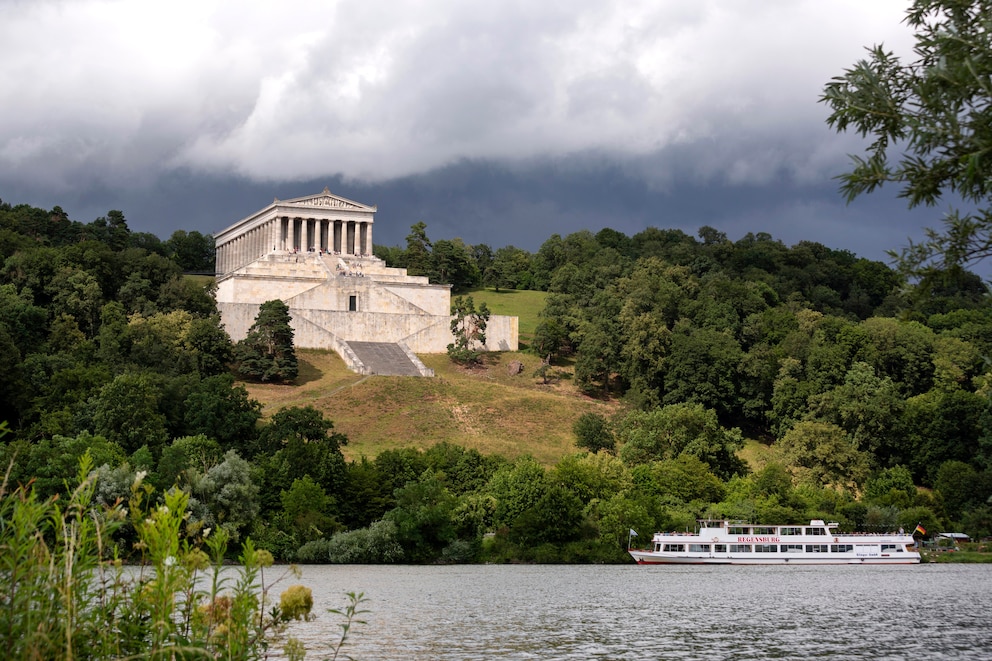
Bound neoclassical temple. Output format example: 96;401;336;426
214;188;376;273
214;189;518;376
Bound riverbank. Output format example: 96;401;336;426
923;550;992;563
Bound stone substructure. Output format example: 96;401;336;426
214;189;518;376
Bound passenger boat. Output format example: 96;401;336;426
629;519;920;565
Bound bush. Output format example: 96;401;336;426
279;585;314;621
0;446;363;660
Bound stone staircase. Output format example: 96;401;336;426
346;341;434;377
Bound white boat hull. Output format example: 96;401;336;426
628;551;920;565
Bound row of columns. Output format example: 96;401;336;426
216;216;373;275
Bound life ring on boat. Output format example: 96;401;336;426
834;538;838;543
712;537;719;542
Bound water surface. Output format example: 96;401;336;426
277;564;991;660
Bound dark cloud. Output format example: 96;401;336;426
4;154;942;270
1;0;949;271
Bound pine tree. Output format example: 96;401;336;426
234;299;298;382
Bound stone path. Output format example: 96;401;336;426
346;341;426;376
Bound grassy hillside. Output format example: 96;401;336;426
461;287;547;347
243;348;621;465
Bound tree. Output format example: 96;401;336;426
182;374;261;453
92;371;169;456
430;238;479;290
234;299;298;382
616;403;746;480
447;295;490;365
187;449;260;542
164;230;215;272
822;0;992;272
573;412;615;454
777;421;871;491
404;221;432;277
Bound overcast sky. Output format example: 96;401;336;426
0;0;942;263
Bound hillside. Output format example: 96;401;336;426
242;348;621;465
240;285;597;465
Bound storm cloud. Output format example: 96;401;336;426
1;0;932;261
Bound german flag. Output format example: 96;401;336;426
914;523;927;536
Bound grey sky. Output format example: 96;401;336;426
1;0;936;262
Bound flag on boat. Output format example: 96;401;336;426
629;529;637;537
914;524;926;535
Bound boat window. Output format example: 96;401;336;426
780;527;802;536
714;544;727;553
830;544;854;553
805;544;829;553
881;544;901;552
728;526;749;535
688;544;710;553
662;544;685;552
752;527;776;535
729;544;752;553
805;527;826;535
754;544;778;553
782;544;803;552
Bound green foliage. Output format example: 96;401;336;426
234;299;298;382
573;412;615;454
164;229;216;272
822;0;992;272
183;374;261;453
93;371;170;455
0;453;313;659
187;450;261;542
280;475;339;544
278;585;314;621
778;421;871;491
448;295;491;364
616;403;746;479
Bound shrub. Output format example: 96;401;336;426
279;585;314;621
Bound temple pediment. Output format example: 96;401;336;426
278;187;376;212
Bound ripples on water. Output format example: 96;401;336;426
276;564;992;660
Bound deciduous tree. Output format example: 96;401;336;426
822;0;992;272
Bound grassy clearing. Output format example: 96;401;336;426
243;348;623;466
462;287;547;346
739;439;778;472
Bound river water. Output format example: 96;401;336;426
273;563;991;660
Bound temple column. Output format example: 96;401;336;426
333;220;341;252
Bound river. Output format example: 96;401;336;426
267;563;991;660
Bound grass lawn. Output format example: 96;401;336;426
242;348;623;465
461;287;547;347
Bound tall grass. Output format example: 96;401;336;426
0;428;362;660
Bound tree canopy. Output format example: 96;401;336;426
822;0;992;272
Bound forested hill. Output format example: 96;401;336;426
2;197;991;562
